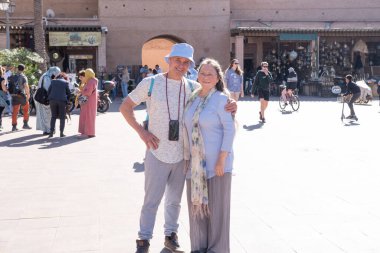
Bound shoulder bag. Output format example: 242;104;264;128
34;77;50;105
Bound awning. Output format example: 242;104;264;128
231;21;380;36
0;25;101;32
46;25;101;32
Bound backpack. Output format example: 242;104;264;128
7;74;23;95
143;77;195;130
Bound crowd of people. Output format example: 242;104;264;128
0;64;98;138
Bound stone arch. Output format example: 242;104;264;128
142;35;186;72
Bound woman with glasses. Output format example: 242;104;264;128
225;59;244;101
252;61;273;123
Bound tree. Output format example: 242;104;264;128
33;0;48;72
0;48;44;86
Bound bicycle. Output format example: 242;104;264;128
279;84;300;111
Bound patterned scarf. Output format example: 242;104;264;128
185;87;217;218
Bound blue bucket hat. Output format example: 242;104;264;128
164;43;195;68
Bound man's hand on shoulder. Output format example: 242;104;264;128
225;98;237;115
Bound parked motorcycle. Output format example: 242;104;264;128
69;80;114;113
97;81;114;113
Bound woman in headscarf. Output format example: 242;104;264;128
78;68;98;138
35;66;61;135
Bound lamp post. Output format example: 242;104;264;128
0;0;16;49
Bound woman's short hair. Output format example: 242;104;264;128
58;72;69;81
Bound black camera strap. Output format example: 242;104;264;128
165;74;185;121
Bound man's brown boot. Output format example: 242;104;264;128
164;232;185;253
135;239;150;253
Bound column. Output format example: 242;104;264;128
98;32;107;72
235;35;244;71
256;38;263;67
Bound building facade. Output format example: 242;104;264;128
1;0;380;92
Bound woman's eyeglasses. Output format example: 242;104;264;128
233;62;239;65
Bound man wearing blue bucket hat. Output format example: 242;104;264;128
120;43;236;253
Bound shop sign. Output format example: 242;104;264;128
331;85;342;94
49;32;101;46
279;33;317;41
69;55;93;60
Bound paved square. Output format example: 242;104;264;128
1;97;379;253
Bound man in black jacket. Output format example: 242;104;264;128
252;61;273;123
343;74;361;121
47;74;71;137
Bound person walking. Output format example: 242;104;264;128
4;65;13;115
9;64;32;131
119;43;237;253
47;73;71;138
184;58;236;253
78;68;98;138
252;61;272;123
343;74;361;120
121;67;130;98
0;67;9;130
225;59;244;101
35;66;61;135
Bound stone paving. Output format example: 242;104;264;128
0;96;380;253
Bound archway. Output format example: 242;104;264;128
142;35;185;72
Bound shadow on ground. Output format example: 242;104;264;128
0;133;86;148
133;162;145;173
243;123;263;131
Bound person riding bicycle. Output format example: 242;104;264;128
281;67;298;105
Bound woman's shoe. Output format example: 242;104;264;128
43;132;50;135
259;111;263;121
60;132;66;138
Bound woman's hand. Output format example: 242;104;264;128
215;152;228;177
240;90;244;98
215;160;225;177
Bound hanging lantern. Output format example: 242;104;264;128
289;50;298;61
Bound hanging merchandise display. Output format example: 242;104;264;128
263;42;312;84
319;38;353;78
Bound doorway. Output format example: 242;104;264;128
141;35;185;72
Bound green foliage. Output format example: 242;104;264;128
0;47;44;86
